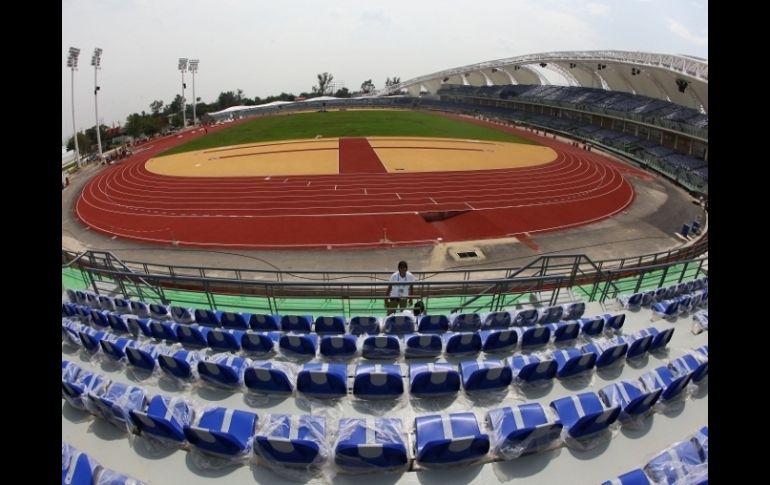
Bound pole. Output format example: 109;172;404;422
70;68;80;168
94;61;103;163
181;70;187;128
192;69;196;126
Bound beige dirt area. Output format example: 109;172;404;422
144;137;558;177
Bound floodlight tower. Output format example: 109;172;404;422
178;58;188;128
66;47;81;168
91;48;104;162
189;59;199;126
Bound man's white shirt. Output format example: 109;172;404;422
389;271;415;298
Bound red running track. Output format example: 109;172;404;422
339;137;387;173
75;122;646;249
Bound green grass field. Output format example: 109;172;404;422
160;110;538;156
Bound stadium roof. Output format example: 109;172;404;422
380;50;708;113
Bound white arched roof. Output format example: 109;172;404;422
380;50;708;113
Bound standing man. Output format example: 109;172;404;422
386;260;415;315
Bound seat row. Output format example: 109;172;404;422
617;276;707;311
64;357;702;471
63;290;587;332
62;310;626;361
62;441;144;485
601;426;708;485
62;326;691;400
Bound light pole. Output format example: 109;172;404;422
189;59;199;126
91;48;104;163
178;58;188;128
66;47;81;168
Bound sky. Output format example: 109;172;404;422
62;0;708;142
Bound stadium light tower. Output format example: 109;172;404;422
178;58;188;128
66;47;81;168
189;59;199;126
91;48;104;163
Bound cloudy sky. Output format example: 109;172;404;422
62;0;707;141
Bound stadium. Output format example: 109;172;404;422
62;50;708;484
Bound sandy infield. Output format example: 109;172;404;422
145;137;557;177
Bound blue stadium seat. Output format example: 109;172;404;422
149;303;169;320
578;316;605;336
444;332;481;356
249;313;281;331
193;308;223;326
279;333;319;356
244;362;295;395
600;468;651;485
383;314;416;334
460;358;512;392
669;352;708;383
220;311;251;330
320;335;358;358
353;363;404;399
126;343;168;372
417;314;449;333
88;382;147;431
404;333;442;358
207;328;245;352
281;314;313;333
637;327;675;351
614;334;653;360
197;355;248;388
349;316;380;335
517;326;551;348
175;324;212;348
169;306;195;324
241;331;280;354
130;394;194;443
184;407;258;457
362;335;401;359
538;305;564;324
449;313;482;332
335;418;408;470
254;414;326;466
550;392;621;439
600;313;626;332
599;380;662;420
512;309;539;326
545;321;580;344
644;439;707;485
129;300;151;319
639;366;691;402
409;362;461;397
62;372;110;411
149;321;178;342
480;329;518;353
158;350;203;381
62;443;101;485
97;295;116;312
314;316;346;334
510;354;557;383
553;348;597;378
581;340;628;368
487;403;563;458
414;413;490;466
296;363;347;398
562;302;586;320
100;337;138;362
482;311;511;329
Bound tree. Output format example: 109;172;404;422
334;87;350;98
217;91;238;110
385;76;401;87
313;72;334;96
150;100;164;116
360;79;375;94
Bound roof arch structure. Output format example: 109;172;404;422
381;50;708;113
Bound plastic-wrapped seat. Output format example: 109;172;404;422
158;350;203;381
113;297;131;315
353;363;403;399
362;335;400;359
349;316;380;335
100;337;138;362
90;309;110;328
241;331;280;354
644;439;707;485
553;348;597;378
600;468;651;485
651;299;680;320
296;363;347;398
149;303;169;320
549;392;620;439
692;426;708;459
207;328;245;352
383;314;416;334
600;313;626;332
510;354;557;383
126;343;169;372
220;311;251;330
169;306;195;324
578;316;605;336
175;324;212;348
443;332;481;356
184;407;258;457
97;295;116;312
404;333;442;358
480;329;518;353
409;362;460;397
482;311;511;329
618;292;644;310
637;327;675;351
614;334;653;360
562;302;586;320
249;313;281;331
512;308;538;326
63;371;110;411
62;360;81;382
460;358;512;392
193;308;222;327
281;314;313;333
545;321;580;344
517;326;551;348
417;314;449;333
449;313;481;332
319;335;358;358
414;413;490;466
78;328;106;353
581;340;628;368
244;362;295;395
314;316;346;334
279;333;319;356
669;353;708;383
487;403;563;459
106;313;130;334
149;320;178;342
197;354;248;388
335;418;408;470
129;300;152;319
639;366;691;402
62;443;101;485
537;305;564;324
599;380;662;420
125;317;152;338
130;395;194;443
254;414;326;466
88;382;147;431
